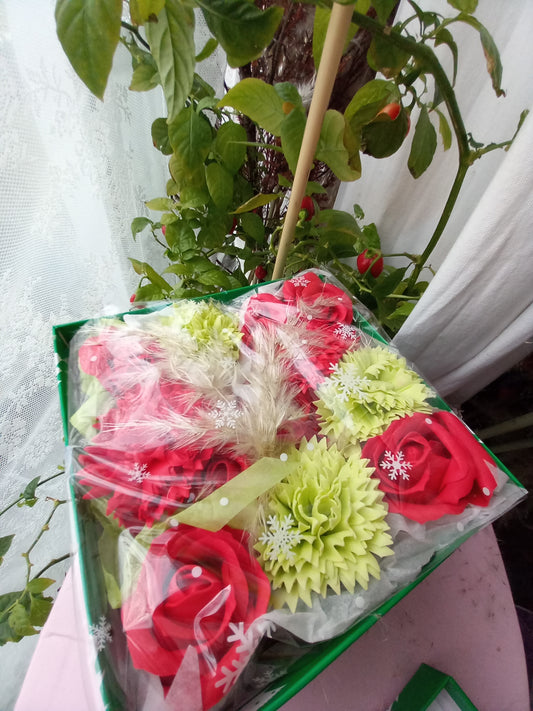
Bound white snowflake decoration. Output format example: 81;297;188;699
227;622;257;655
215;621;277;694
214;654;250;694
89;615;112;652
381;450;413;481
211;399;241;429
328;362;371;403
290;275;310;287
333;323;359;341
258;514;302;562
127;462;150;484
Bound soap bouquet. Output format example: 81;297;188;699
61;270;525;711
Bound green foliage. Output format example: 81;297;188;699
54;0;522;337
220;79;286;136
55;0;122;100
408;106;437;178
0;535;14;565
197;0;283;67
145;1;196;122
0;469;69;644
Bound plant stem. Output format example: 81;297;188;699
23;499;66;585
0;470;65;519
350;11;472;286
32;553;71;580
406;160;468;288
121;21;150;50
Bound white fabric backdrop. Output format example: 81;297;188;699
1;0;532;708
336;1;533;403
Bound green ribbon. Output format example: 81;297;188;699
175;456;294;532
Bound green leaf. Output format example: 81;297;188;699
457;14;504;97
280;108;306;175
145;0;196;122
168;107;212;206
361;223;381;250
8;603;37;638
373;267;407;299
195;37;219;63
273;82;305;110
198;210;231;248
205;162;233;208
240;212;265;242
367;33;409;79
0;619;21;645
98;529;122;609
361;108;410;158
26;578;55;595
353;203;365;220
306;181;328;196
145;197;176;211
164;263;193;276
372;0;398;24
435;108;452;151
191;73;216;101
55;0;122;100
408;106;437;178
161;213;179;226
316;110;361;181
151;118;173;155
233;193;280;214
0;592;20;625
434;27;458;86
129;259;173;292
345;79;400;129
131;216;153;238
23;477;40;501
129;58;160;92
196;268;233;289
197;96;219;115
134;283;166;301
164;220;197;252
219;79;285;136
315;209;361;254
197;0;283;67
447;0;477;13
214;122;248;174
0;535;14;565
130;0;165;24
28;595;53;627
244;255;265;273
384;301;416;329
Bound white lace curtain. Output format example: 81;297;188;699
1;0;532;708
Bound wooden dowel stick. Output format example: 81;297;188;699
272;2;354;279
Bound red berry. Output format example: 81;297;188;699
231;218;238;234
300;196;315;220
162;225;166;237
130;293;136;303
377;102;401;121
357;249;384;278
255;265;267;282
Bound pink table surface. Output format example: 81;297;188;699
15;526;530;711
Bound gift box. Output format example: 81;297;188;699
390;663;478;711
53;269;526;711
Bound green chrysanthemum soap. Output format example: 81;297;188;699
315;345;433;444
156;300;242;355
254;437;393;612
